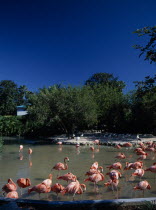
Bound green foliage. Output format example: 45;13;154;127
129;75;156;134
85;72;125;91
26;85;97;136
0;73;155;137
0;116;23;136
92;84;130;132
133;26;156;63
0;80;29;115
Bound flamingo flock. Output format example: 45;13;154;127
1;139;156;201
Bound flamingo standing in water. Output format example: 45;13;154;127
90;146;95;152
133;180;151;195
104;179;119;191
145;163;156;175
56;142;62;145
19;145;23;152
114;144;121;149
84;171;104;189
85;166;103;176
52;157;69;176
90;162;99;170
107;162;122;170
61;180;86;200
131;169;145;179
124;161;143;170
76;143;80;148
28;148;33;160
122;142;132;147
115;153;126;160
2;179;17;195
137;154;147;161
93;140;100;148
28;183;51;198
6;191;18;198
106;170;122;180
17;178;31;195
57;172;77;183
42;174;53;187
51;183;65;198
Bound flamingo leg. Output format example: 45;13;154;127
20;188;23;196
72;193;76;201
143;190;144;197
57;170;60;178
111;184;114;193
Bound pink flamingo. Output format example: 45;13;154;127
137;154;147;161
56;141;62;145
51;183;65;198
115;144;121;149
57;172;76;183
6;191;18;198
122;142;132;147
115;153;126;159
19;145;23;152
42;174;53;187
28;183;51;198
107;162;122;170
124;161;143;170
61;180;86;200
106;170;122;180
90;162;99;170
90;146;95;152
84;172;104;189
133;180;151;195
76;143;80;148
104;179;119;191
17;178;31;195
2;179;17;195
85;166;103;176
52;157;69;176
131;169;145;179
145;164;156;173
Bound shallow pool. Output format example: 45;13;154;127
0;143;156;201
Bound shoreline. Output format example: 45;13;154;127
51;136;156;146
1;135;156;146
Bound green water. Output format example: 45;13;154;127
0;144;156;201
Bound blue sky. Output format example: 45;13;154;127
0;0;155;92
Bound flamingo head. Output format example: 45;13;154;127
98;166;103;172
48;174;53;180
72;175;77;181
147;184;151;190
28;188;33;194
26;178;31;186
124;166;129;171
80;184;86;192
8;178;13;183
64;157;69;162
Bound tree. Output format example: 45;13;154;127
130;75;156;134
133;26;156;63
85;73;125;91
0;80;28;115
26;85;97;137
92;84;128;132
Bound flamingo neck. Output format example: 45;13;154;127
64;159;68;170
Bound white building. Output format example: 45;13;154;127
17;105;28;116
